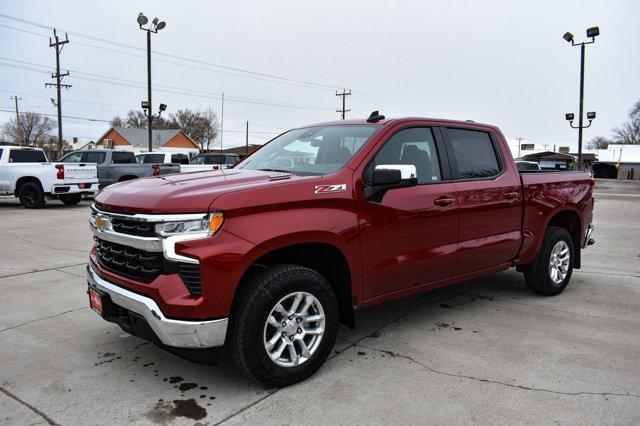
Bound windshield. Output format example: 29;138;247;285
236;125;380;175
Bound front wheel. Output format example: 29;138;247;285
228;264;339;387
524;226;574;296
59;193;82;206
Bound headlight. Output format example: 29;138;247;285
155;212;224;237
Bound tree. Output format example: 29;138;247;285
111;110;171;129
587;136;611;150
2;111;56;147
610;99;640;145
168;108;219;151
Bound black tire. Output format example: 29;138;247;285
228;264;339;387
18;181;46;209
524;226;574;296
59;193;82;206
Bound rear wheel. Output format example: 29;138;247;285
524;226;574;296
229;264;339;387
18;182;45;209
60;193;82;206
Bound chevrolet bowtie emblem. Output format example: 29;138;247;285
95;214;110;231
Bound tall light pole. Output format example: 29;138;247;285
138;12;166;152
562;26;599;171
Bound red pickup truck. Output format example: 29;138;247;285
87;114;595;387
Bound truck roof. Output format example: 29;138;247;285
299;117;500;132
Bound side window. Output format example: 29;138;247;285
112;152;135;164
366;127;442;184
170;154;189;164
9;149;47;163
446;129;501;179
62;152;83;163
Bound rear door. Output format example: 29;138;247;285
358;125;459;301
441;126;522;275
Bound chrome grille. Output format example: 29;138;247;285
110;217;157;237
94;237;163;282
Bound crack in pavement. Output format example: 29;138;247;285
354;343;640;399
578;269;640;280
0;386;58;425
215;290;446;425
0;306;88;334
0;263;87;279
3;233;90;255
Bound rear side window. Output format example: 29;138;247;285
83;152;106;163
112;152;136;164
446;129;501;179
9;149;47;163
138;154;164;164
170;154;189;164
365;127;442;184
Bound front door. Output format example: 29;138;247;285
357;126;459;301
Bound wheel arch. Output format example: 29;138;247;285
14;176;43;196
234;240;356;328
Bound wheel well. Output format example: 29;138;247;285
547;210;582;269
118;175;138;182
237;243;355;328
14;177;42;196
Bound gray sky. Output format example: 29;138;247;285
1;0;638;150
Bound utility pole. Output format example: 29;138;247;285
10;96;22;146
517;137;522;158
45;29;71;158
245;121;249;157
336;89;351;119
220;93;225;154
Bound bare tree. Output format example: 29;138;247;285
111;110;171;129
611;120;640;145
2;112;56;147
587;136;611;150
168;108;219;151
630;99;640;120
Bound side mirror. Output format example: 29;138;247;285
366;164;418;202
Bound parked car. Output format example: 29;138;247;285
180;153;240;173
60;150;180;188
135;151;191;165
0;145;98;208
515;160;541;171
86;116;595;387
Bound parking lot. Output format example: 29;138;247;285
1;179;639;425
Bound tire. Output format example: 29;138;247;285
524;226;574;296
18;181;46;209
59;193;82;206
228;264;339;387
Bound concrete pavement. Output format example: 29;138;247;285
0;181;639;425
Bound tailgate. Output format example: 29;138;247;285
62;163;98;182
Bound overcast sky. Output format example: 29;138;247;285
1;0;638;150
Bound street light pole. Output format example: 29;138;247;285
147;29;152;153
577;43;585;171
562;26;599;171
138;12;166;152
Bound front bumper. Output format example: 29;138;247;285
87;264;227;348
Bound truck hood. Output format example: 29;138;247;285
95;169;309;214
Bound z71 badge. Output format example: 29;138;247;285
314;184;347;194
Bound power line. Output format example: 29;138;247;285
0;13;343;91
0;108;111;122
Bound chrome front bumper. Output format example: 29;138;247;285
87;265;227;348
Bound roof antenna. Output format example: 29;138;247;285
367;110;385;123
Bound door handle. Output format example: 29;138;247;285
434;196;455;206
504;192;519;199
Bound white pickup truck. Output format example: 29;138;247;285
135;151;239;173
0;146;99;208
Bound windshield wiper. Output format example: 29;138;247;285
257;168;292;174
